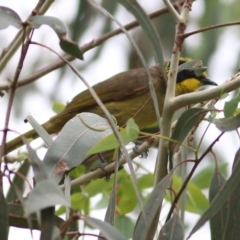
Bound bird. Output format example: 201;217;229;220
4;58;217;154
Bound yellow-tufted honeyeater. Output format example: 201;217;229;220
4;58;217;154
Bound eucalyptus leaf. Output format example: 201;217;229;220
169;108;208;153
0;6;22;29
133;170;173;240
177;60;207;77
25;179;70;215
43;113;113;183
84;216;127;240
27;114;53;147
28;15;83;59
213;113;240;132
88;118;139;155
188;147;240;238
159;214;184;240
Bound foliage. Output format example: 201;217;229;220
1;1;240;240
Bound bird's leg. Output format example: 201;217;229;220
133;140;149;158
97;153;111;181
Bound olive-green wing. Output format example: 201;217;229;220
61;67;154;115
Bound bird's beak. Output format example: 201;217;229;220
200;78;218;86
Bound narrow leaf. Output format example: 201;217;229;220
115;215;134;239
26;143;48;182
209;169;227;240
25;179;70;215
6;160;30;202
223;93;240;118
8;202;64;229
28;15;67;36
159;214;184;240
88;118;139;155
0;187;8;240
214;113;240;132
40;207;55;240
84;216;127;240
170;108;208;152
28;15;83;59
133;170;173;240
126;118;139;140
188;147;240;238
115;0;165;74
27;113;53;147
43;113;113;183
223;149;240;239
0;6;22;29
60;37;83;60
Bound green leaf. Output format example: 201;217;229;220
137;173;153;190
0;6;22;29
223;93;240;118
188;147;240;238
170;108;208;153
6;160;30;202
74;193;90;214
26;143;48;183
55;192;90;216
87;118;139;155
192;163;228;189
28;15;67;36
165;174;208;214
115;0;165;76
115;170;138;215
213;113;240;131
159;214;184;240
102;189;116;231
115;215;134;239
28;15;83;59
84;216;127;240
84;179;112;198
0;187;8;240
187;180;209;213
27;113;53;147
40;207;55;240
43;113;112;183
52;101;65;114
25;179;70;215
126;118;139;140
133;170;173;240
209;168;227;240
60;36;83;60
8;202;64;229
117;181;137;214
95;193;109;210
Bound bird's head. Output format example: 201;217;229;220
166;58;217;95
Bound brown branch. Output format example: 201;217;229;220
183;20;240;39
165;132;224;222
0;29;34;188
0;0;185;91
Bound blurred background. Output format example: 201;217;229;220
1;0;240;239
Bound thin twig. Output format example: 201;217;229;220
0;0;55;72
0;0;185;91
183;20;240;39
0;28;33;187
165;132;224;222
60;137;158;190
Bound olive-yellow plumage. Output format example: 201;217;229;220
4;58;217;154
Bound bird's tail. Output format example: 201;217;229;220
3;116;60;155
4;128;40;155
